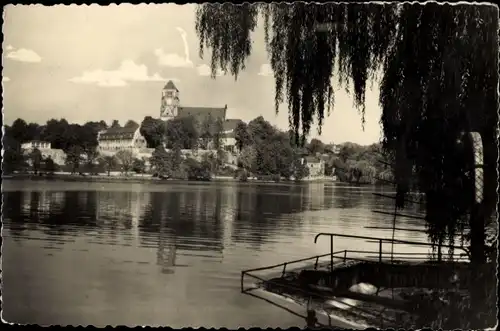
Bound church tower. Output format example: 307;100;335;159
160;80;180;121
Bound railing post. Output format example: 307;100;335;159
343;250;347;263
314;256;319;269
330;236;334;274
282;263;287;277
241;271;245;293
379;239;382;263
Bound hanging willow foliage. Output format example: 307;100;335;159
195;3;499;256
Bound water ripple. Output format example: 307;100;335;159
2;180;428;328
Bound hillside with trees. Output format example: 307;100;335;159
3;115;392;184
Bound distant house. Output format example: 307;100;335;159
21;140;51;150
221;119;242;154
21;140;66;165
302;156;325;178
97;122;147;152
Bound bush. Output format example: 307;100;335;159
217;165;237;177
237;169;248;182
132;158;146;174
183;157;211;181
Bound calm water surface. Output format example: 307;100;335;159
2;179;428;327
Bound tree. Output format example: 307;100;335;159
195;4;498;326
140;116;166;148
247;116;275;144
84;148;100;174
169;144;184;176
307;138;325;155
346;159;368;184
212;117;226;171
338;143;361;163
164;116;199;149
150;146;172;178
98;155;118;176
30;148;43;175
245;126;295;179
82;122;106;151
37;119;99;153
132;158;147;174
115;149;134;174
10;118;29;143
183;157;211;181
195;3;498;265
181;116;199;150
98;120;108;130
2;132;25;174
111;120;121;128
65;145;84;174
212;118;224;148
83;121;107;133
43;156;56;175
42;118;70;150
199;115;214;149
234;120;251;151
238;145;256;172
78;125;99;154
291;155;310;181
26;122;42;142
271;132;295;179
124;120;139;128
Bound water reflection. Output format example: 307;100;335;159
2;180;432;327
3;183;426;246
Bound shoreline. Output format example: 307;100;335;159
2;172;338;185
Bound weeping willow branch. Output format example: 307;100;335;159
195;3;499;254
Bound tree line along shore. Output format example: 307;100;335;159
3;116;394;184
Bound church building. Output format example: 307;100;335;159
97;80;241;156
160;80;241;153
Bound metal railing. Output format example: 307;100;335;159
242;232;469;290
313;232;469;272
240;232;470;328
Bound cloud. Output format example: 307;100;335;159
2;76;11;83
5;45;14;51
6;47;42;63
155;27;193;68
69;60;172;87
258;64;274;77
197;64;225;77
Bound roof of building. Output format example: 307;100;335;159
305;156;323;163
176;106;227;122
223;119;241;130
221;119;241;138
98;123;140;141
164;80;179;91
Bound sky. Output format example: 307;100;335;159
2;4;383;145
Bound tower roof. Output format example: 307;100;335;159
164;80;178;91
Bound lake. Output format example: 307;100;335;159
1;179;428;327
